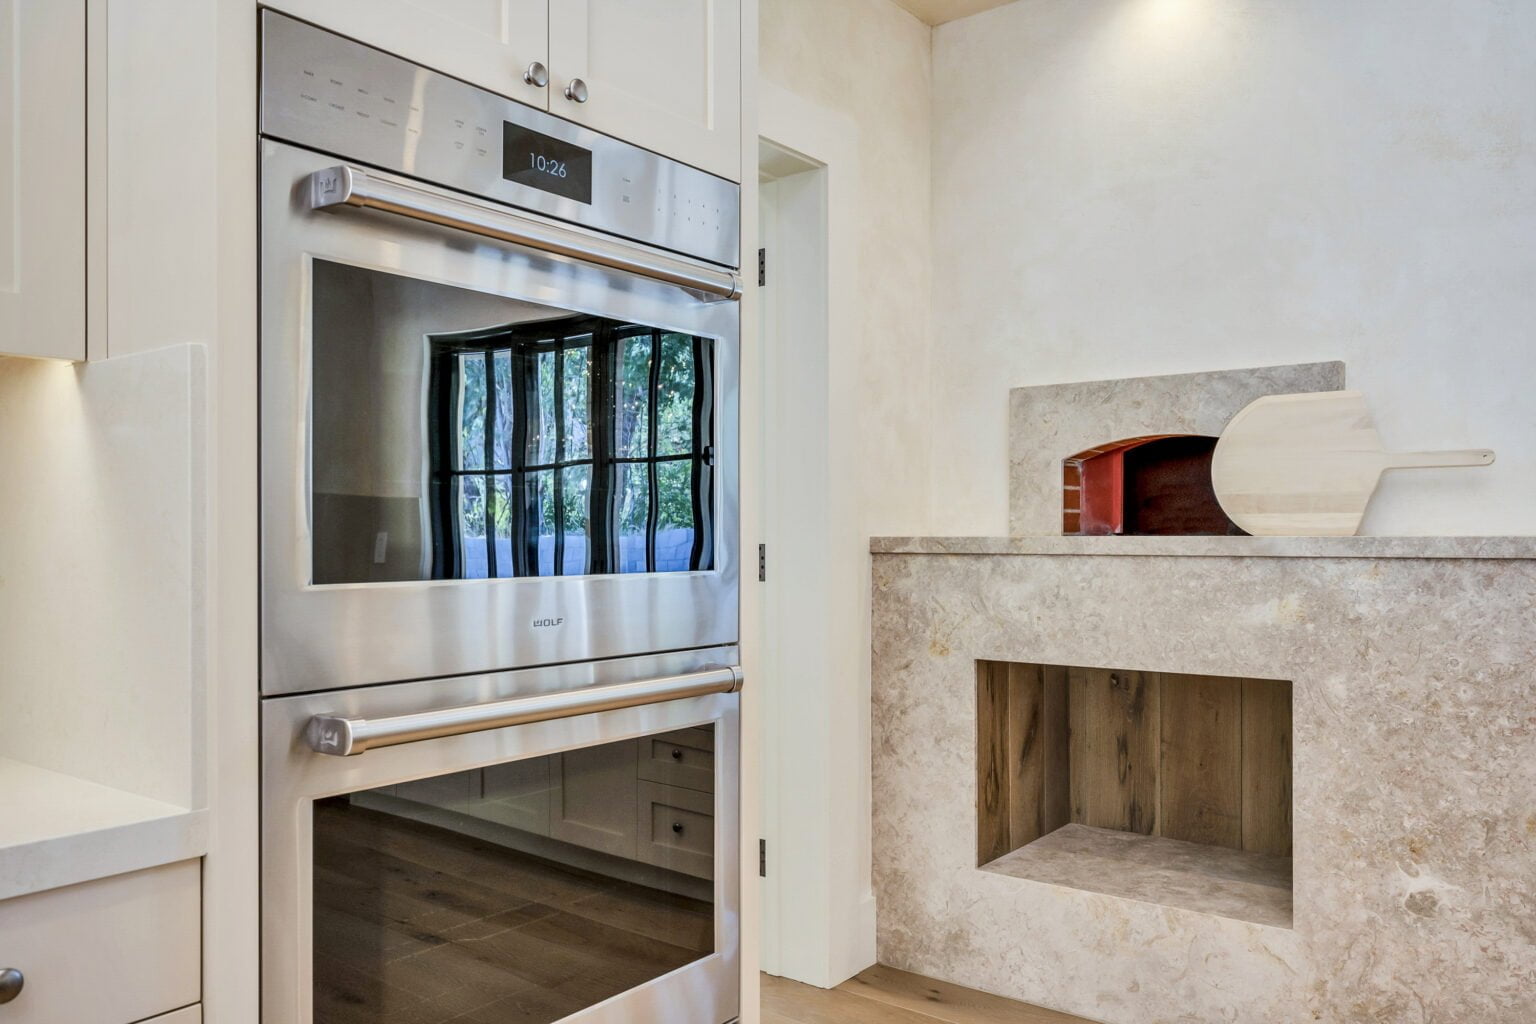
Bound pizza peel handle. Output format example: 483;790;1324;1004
1380;449;1497;469
1210;391;1495;536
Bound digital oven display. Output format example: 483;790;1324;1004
502;122;593;204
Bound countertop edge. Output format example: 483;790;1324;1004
870;535;1536;560
0;807;207;901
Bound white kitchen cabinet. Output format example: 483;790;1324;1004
0;0;86;360
264;0;550;110
550;0;741;179
143;1007;201;1024
476;757;553;834
263;0;742;181
0;859;200;1024
548;741;640;858
394;769;477;811
397;730;718;870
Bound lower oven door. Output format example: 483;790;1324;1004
261;649;741;1024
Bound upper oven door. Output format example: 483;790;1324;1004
261;141;741;695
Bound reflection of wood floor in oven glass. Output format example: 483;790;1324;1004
312;800;713;1024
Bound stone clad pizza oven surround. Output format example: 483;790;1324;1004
1010;362;1346;536
868;363;1536;1024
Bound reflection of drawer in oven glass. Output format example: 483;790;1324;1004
372;726;720;882
636;780;715;879
637;726;716;793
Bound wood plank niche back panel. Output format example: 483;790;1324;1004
975;662;1291;864
975;662;1070;863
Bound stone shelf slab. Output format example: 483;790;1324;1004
983;823;1292;929
871;534;1536;559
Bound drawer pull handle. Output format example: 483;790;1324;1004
671;749;684;761
672;822;684;834
0;968;22;1005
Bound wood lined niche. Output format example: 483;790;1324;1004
976;662;1292;865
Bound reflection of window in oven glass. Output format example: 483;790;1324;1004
427;317;715;579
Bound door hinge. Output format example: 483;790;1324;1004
758;247;766;287
758;543;766;582
759;838;767;877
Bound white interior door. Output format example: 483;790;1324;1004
549;0;741;180
756;148;835;982
0;0;85;360
264;0;550;109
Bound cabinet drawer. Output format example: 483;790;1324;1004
634;781;714;880
637;727;715;793
0;859;200;1024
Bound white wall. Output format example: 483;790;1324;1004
762;0;935;537
931;0;1536;536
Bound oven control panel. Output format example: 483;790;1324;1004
259;10;740;269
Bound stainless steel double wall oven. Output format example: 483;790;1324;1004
258;12;742;1023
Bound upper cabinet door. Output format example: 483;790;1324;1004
265;0;550;110
549;0;741;181
0;0;86;360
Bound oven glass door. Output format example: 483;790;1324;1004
313;727;719;1023
262;141;740;694
262;656;741;1024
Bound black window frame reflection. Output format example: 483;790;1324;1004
427;315;715;579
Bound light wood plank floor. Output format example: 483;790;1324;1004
763;965;1094;1024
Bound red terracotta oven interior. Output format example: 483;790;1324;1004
1062;435;1245;536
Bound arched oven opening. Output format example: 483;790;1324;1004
1062;435;1246;536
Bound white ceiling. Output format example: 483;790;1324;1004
888;0;1017;26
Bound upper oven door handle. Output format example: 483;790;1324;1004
307;665;744;756
305;164;743;301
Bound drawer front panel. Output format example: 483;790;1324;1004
637;727;715;793
0;860;200;1024
635;780;714;879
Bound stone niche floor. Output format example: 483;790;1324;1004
983;823;1292;928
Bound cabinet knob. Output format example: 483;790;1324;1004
671;748;684;761
523;61;549;88
564;78;589;104
0;968;22;1005
672;821;684;834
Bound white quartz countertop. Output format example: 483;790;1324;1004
871;534;1536;559
0;758;206;900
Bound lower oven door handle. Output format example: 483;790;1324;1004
306;665;744;756
305;164;743;301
